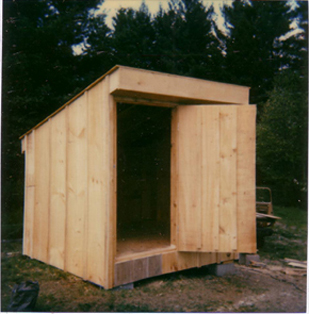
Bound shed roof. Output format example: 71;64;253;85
20;65;250;139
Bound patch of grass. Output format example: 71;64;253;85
273;206;307;230
1;205;307;312
113;302;153;312
259;206;307;261
238;304;259;312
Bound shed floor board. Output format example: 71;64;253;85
116;222;170;259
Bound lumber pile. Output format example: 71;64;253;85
282;258;307;276
284;258;307;269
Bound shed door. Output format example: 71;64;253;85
177;105;256;253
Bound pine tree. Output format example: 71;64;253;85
111;2;156;69
153;0;224;80
2;0;104;236
256;70;308;208
279;0;308;78
222;0;292;105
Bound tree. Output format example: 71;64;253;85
256;70;308;208
2;0;104;237
152;0;224;80
111;2;156;69
279;0;308;78
77;10;114;84
222;0;292;105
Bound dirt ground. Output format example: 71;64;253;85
1;210;307;312
1;250;307;312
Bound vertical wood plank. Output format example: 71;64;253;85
201;107;220;251
33;122;50;263
177;252;198;270
170;108;179;247
86;81;107;286
237;106;257;253
23;131;35;257
83;91;89;280
198;253;217;267
64;106;69;272
49;112;66;269
66;95;87;278
178;106;202;251
162;252;178;274
219;106;238;252
114;261;133;286
106;77;117;289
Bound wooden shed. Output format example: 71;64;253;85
20;65;257;289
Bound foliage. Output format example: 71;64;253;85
111;2;156;69
2;0;105;234
2;0;308;235
259;206;307;261
257;70;308;208
221;0;293;105
280;0;308;77
152;0;224;80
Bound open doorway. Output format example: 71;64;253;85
116;103;172;259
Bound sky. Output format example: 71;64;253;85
73;0;299;54
73;0;233;54
98;0;234;30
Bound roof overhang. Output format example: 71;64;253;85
20;65;250;139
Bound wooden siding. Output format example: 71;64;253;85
33;121;50;263
49;111;66;270
21;66;256;289
66;94;88;277
115;250;238;287
22;78;114;288
237;106;257;252
177;105;256;253
22;131;35;257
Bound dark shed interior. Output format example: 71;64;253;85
116;103;172;258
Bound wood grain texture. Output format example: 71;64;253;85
177;106;202;251
105;76;117;289
170;108;179;247
162;251;179;274
109;93;117;289
219;106;238;252
114;261;133;286
66;95;87;278
86;81;107;286
237;105;257;253
201;107;220;252
112;66;250;105
49;112;66;269
198;253;217;267
177;105;255;253
23;131;35;257
114;256;163;287
33;122;50;263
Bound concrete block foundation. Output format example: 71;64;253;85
208;263;236;277
239;254;260;266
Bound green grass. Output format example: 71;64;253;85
273;206;307;230
258;206;307;261
1;205;307;312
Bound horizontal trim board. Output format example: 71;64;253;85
20;65;250;139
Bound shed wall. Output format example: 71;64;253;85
177;105;256;253
22;77;114;288
21;66;256;289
